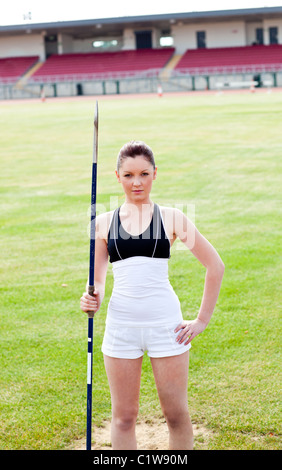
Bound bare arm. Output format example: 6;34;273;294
80;213;110;315
173;208;225;343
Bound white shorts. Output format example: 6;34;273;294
101;322;191;359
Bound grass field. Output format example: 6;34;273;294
0;90;281;450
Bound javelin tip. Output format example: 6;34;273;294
94;101;98;129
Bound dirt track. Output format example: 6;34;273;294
2;86;281;106
69;418;212;450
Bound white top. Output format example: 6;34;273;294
106;256;183;327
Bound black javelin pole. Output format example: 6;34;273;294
86;101;98;451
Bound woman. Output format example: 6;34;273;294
80;141;224;450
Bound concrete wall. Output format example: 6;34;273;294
0;33;45;60
1;70;281;99
263;18;282;44
172;21;246;53
246;22;263;45
171;17;282;53
58;33;73;54
122;28;136;50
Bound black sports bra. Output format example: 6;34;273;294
107;204;170;263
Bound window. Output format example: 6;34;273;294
196;31;206;49
92;39;118;49
269;27;278;44
160;36;173;47
256;28;264;45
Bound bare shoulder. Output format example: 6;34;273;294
159;205;196;245
96;211;114;239
159;205;184;227
159;205;175;217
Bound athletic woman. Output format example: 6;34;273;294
80;141;224;450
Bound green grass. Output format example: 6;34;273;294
0;91;281;450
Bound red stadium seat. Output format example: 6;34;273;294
174;45;282;74
30;49;175;82
0;56;39;83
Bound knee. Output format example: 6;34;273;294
163;406;190;430
113;407;138;432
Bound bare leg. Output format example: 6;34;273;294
150;351;193;450
103;355;143;450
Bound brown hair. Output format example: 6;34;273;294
117;141;155;172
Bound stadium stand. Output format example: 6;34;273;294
1;8;282;97
173;45;282;75
30;48;175;82
0;56;39;83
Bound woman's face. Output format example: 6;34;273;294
116;155;157;203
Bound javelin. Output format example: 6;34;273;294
86;101;98;451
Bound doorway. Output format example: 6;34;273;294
135;31;152;49
45;34;58;58
196;31;206;49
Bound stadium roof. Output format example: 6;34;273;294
1;7;282;38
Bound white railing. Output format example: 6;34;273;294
0;76;19;84
1;63;282;85
172;63;282;76
28;68;161;83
